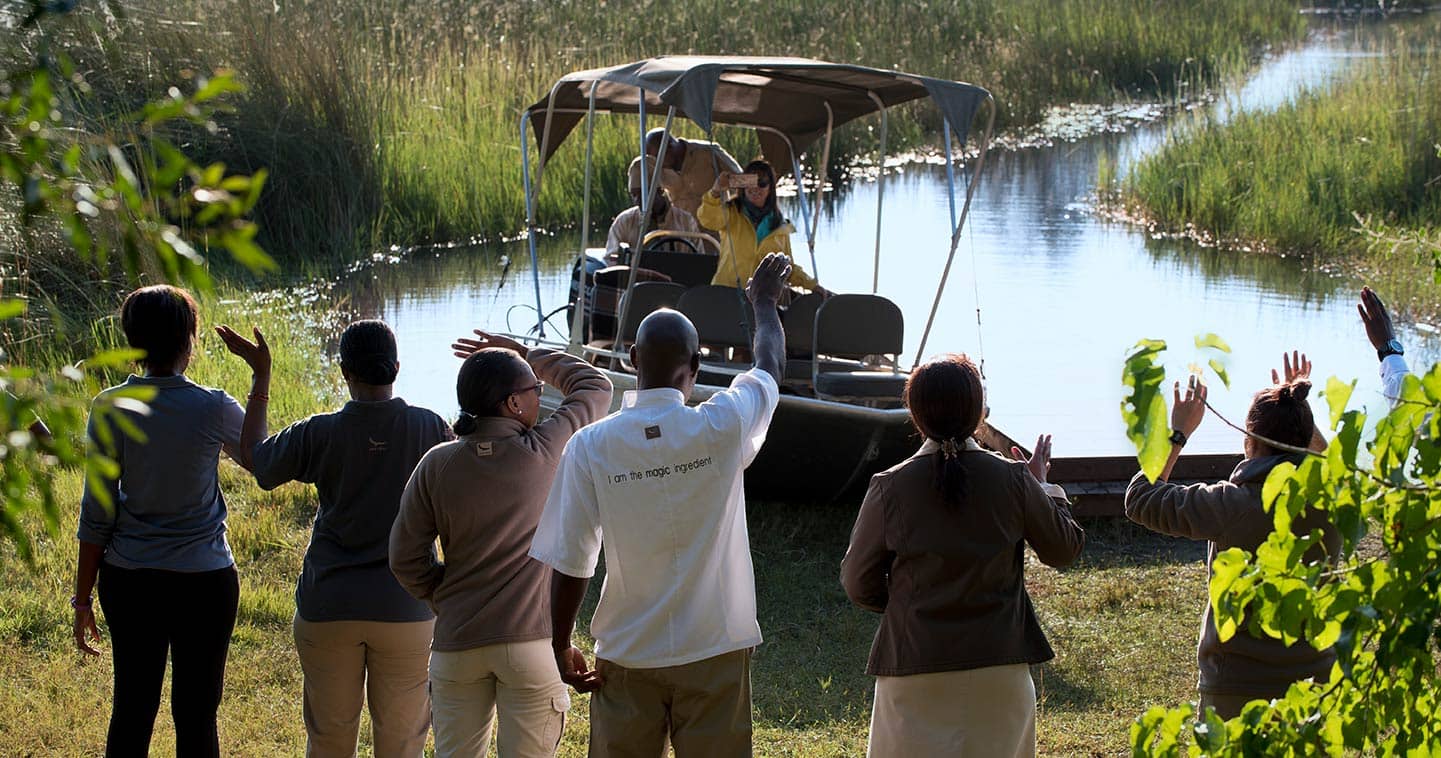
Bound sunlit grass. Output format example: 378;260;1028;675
14;0;1313;264
1121;38;1441;319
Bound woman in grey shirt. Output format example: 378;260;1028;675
73;285;267;757
227;319;453;758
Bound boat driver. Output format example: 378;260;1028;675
643;128;743;216
605;156;702;263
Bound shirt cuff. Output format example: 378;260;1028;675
528;548;595;580
1380;353;1409;378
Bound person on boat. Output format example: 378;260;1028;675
226;319;452;758
605;155;702;263
698;159;830;297
841;353;1083;758
1124;369;1339;719
389;330;611;757
1358;286;1410;405
72;285;264;757
644;127;743;216
530;253;792;757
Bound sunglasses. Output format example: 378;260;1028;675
511;380;545;398
753;177;772;188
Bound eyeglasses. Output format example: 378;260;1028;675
511;380;545;398
754;178;771;188
512;380;544;397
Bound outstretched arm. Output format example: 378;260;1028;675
215;325;271;472
745;253;790;384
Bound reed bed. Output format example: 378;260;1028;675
15;0;1311;264
1122;37;1441;317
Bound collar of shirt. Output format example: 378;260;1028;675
916;437;983;456
622;387;686;410
127;373;194;389
340;397;407;415
461;415;529;439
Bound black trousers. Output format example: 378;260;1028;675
97;562;240;758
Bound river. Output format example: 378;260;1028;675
340;13;1439;457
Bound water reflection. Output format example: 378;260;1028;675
342;16;1440;457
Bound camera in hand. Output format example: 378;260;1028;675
728;173;759;189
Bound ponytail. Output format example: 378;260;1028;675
1246;379;1314;452
452;410;478;436
905;354;984;506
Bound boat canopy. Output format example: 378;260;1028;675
524;56;991;168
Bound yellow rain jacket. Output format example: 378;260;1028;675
697;191;819;290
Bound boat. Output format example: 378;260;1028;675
507;56;1237;510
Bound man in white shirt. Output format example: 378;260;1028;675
530;254;791;757
605;155;701;262
1358;286;1410;406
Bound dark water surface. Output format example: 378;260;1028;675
341;16;1440;457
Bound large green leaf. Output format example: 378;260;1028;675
1122;339;1171;482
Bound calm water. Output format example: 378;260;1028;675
342;16;1440;457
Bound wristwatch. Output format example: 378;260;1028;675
1378;338;1404;361
1168;429;1188;447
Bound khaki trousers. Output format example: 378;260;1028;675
292;615;435;758
589;648;752;758
428;638;570;758
868;663;1036;758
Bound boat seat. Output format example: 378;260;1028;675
812;294;906;401
619;282;687;342
678;285;753;358
783;292;824;359
632;249;720;288
586;265;672;342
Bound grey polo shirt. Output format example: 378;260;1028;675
253;397;451;623
78;374;243;573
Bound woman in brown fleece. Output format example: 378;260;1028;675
1125;362;1338;719
389;331;612;758
841;354;1084;758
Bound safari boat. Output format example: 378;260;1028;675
505;56;1236;510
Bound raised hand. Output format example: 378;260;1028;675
1011;433;1053;484
1358;287;1396;352
452;329;529;360
745;253;792;307
214;325;271;377
556;645;604;693
712;170;735;196
1270;350;1312;385
1172;374;1207;438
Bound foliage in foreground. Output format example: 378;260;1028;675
1122;340;1441;755
1;5;273;562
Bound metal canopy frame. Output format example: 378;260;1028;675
517;57;996;369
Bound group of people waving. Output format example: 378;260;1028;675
70;266;1410;757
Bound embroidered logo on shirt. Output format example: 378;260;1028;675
475;441;493;457
368;437;388;453
644;425;662;440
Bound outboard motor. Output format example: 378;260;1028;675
567;252;608;341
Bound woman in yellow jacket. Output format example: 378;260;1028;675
698;159;830;296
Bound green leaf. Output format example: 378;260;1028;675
1323;376;1355;430
1194;333;1232;353
1206;358;1230;389
1121;339;1170;482
87;348;146;369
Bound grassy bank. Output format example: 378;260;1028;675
2;428;1209;757
1119;36;1441;318
13;0;1314;265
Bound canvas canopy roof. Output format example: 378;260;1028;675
525;56;991;171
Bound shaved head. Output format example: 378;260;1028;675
632;309;700;392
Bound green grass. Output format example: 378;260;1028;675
2;388;1211;758
12;0;1314;265
1119;36;1441;319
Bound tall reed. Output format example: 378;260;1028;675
16;0;1310;265
1123;36;1441;314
